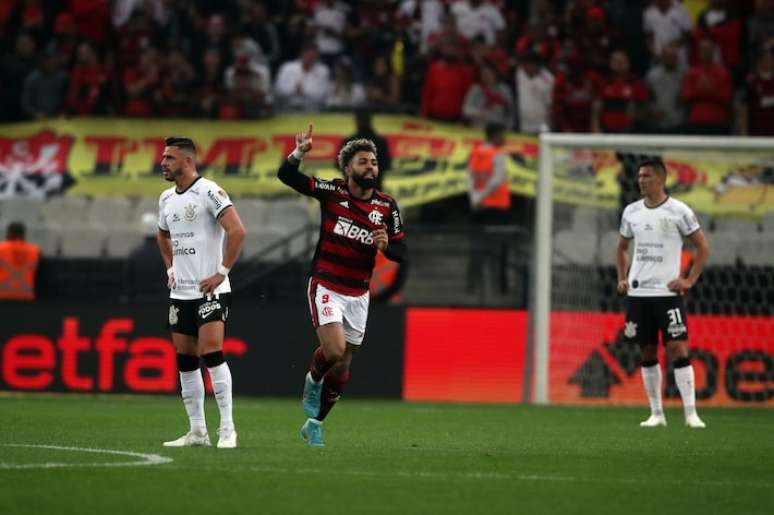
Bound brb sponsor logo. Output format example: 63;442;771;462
333;216;374;245
0;317;247;393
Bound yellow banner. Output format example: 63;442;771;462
0;116;770;215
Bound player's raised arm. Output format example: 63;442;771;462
278;124;316;195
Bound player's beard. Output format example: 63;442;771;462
352;173;376;190
162;168;180;182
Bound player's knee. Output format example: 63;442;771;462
176;353;200;372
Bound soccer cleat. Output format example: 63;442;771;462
685;413;706;429
217;427;237;449
163;430;211;447
300;419;324;447
639;414;667;427
302;372;322;418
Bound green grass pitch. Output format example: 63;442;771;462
1;395;772;515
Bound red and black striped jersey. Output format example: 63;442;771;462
278;159;406;296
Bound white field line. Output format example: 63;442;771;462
0;444;173;469
162;464;773;489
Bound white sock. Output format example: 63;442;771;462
180;370;206;433
641;364;663;416
674;365;697;418
307;418;322;426
208;362;234;430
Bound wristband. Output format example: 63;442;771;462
217;264;231;276
166;266;174;277
290;148;305;161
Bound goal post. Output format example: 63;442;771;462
533;133;774;406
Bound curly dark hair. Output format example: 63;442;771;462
337;138;378;171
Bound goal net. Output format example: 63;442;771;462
532;134;774;407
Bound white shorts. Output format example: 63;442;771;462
307;278;370;345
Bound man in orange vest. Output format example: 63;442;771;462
467;122;512;294
0;221;40;301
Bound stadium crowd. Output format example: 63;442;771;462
0;0;773;135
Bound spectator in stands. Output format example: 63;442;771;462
365;54;401;110
48;11;80;69
68;0;111;45
682;38;733;134
21;50;67;120
645;44;687;133
552;52;598;133
312;0;348;66
514;51;554;133
158;49;196;118
113;7;155;70
469;35;511;78
192;48;225;118
420;39;476;122
450;0;506;47
0;221;40;302
643;0;692;69
326;57;366;109
67;41;108;116
426;11;470;58
274;42;331;112
739;45;774;136
694;0;743;80
515;20;560;67
463;62;514;129
592;50;648;133
747;1;774;64
240;0;280;68
192;13;233;70
576;5;620;73
396;0;444;55
0;32;37;122
222;50;272;118
339;109;392;191
122;46;160;117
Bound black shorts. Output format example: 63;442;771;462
624;296;688;345
167;293;231;336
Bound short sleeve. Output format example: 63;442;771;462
204;182;233;219
158;194;169;231
387;198;405;241
619;208;633;239
677;204;701;236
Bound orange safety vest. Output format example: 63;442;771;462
469;143;511;210
0;240;40;301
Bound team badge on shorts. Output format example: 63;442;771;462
168;305;179;325
624;321;637;338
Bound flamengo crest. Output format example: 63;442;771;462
368;209;383;225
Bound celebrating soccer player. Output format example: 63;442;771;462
616;159;710;428
157;137;246;448
278;124;407;447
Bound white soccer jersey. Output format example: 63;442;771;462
620;197;700;297
158;177;233;300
